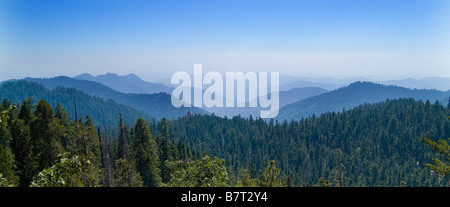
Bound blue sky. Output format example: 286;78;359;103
1;0;449;82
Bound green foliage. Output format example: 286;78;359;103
0;104;16;127
163;156;229;187
22;77;205;120
0;104;19;186
0;104;16;146
317;178;331;187
131;118;161;187
113;159;144;187
0;173;16;187
117;113;130;161
238;170;258;187
261;160;282;187
277;81;450;121
30;153;91;187
67;116;101;166
170;98;450;186
0;80;152;127
0;145;18;186
31;99;64;171
2;94;449;187
422;136;450;176
10;119;34;187
18;98;33;125
159;117;172;183
0;97;204;187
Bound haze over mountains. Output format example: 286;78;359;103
205;87;329;118
280;76;450;91
74;73;173;94
276;81;450;121
378;77;450;91
23;76;206;121
72;72;450;93
1;73;449;124
0;80;150;127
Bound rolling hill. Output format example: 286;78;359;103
378;77;450;91
24;76;206;120
74;72;173;94
204;87;328;118
276;81;450;121
0;80;151;127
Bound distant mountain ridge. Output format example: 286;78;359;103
378;77;450;91
18;73;450;121
279;76;450;91
280;79;348;91
24;76;206;120
74;72;173;94
276;81;450;121
203;87;328;118
0;80;150;127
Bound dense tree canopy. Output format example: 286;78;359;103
168;98;450;186
0;96;449;187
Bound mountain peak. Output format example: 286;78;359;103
73;72;172;94
124;73;142;80
74;73;94;79
103;72;120;77
346;81;385;89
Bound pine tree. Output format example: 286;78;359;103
261;160;282;187
31;99;64;171
99;129;113;187
159;117;171;183
422;137;450;176
117;112;130;160
113;158;143;187
132;118;161;187
0;104;18;186
83;114;101;166
55;102;71;149
10;119;34;187
67;116;100;163
18;98;33;125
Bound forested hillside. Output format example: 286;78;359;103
0;96;290;187
1;81;449;187
277;81;450;121
24;77;206;119
0;80;150;127
0;97;226;187
206;87;328;118
169;98;450;186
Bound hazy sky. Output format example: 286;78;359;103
1;0;449;82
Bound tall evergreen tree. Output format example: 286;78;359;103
31;99;64;171
18;98;33;125
0;104;18;186
132;118;161;187
55;102;71;149
159;117;171;183
10;119;34;187
117;112;130;160
113;158;143;187
83;114;101;166
99;129;113;187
